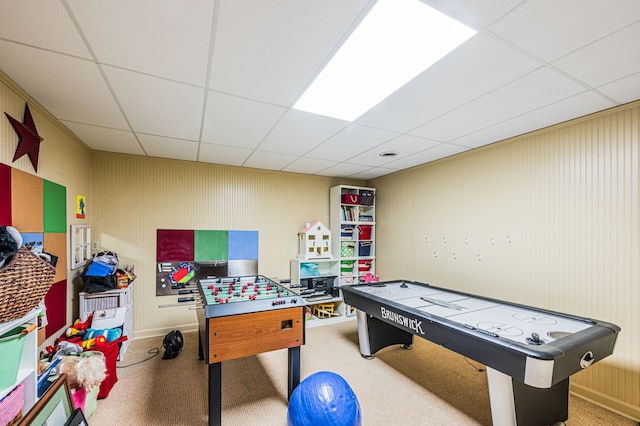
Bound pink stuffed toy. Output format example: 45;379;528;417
363;273;379;283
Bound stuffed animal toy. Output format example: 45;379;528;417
83;328;122;343
58;352;107;413
65;314;93;338
362;273;379;283
81;335;106;349
58;352;107;390
0;226;22;268
50;341;84;362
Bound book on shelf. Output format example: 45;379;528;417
342;206;356;221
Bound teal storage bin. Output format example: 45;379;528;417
0;325;27;390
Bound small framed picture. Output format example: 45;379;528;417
21;374;74;425
64;408;88;426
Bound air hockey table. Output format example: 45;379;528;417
196;275;305;426
341;280;620;426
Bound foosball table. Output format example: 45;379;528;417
196;275;305;426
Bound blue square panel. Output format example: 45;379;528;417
228;230;258;260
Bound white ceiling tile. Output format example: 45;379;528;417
259;110;348;155
198;143;252;166
349;166;398;180
452;91;617;148
243;150;298;171
357;33;540;132
0;41;128;129
384;143;469;169
202;91;285;148
61;122;144;155
138;134;198;161
67;0;214;86
553;21;640;88
306;125;398;161
410;66;586;142
597;72;640;105
209;0;369;105
0;0;91;58
348;135;440;167
431;0;524;27
103;66;205;140
315;162;372;178
489;0;640;62
282;157;338;175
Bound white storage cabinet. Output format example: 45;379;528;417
79;284;133;361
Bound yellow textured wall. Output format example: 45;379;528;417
89;153;360;338
371;101;640;420
0;72;92;328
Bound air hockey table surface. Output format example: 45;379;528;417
351;280;600;347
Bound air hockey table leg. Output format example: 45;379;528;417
486;367;568;426
356;310;413;359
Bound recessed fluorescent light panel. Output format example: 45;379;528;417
293;0;476;121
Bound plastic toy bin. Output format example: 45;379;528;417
0;325;27;390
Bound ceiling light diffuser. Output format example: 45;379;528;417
293;0;476;121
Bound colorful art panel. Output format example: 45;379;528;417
194;230;228;261
44;280;66;339
43;180;66;232
0;163;11;225
11;168;43;232
157;229;194;262
44;232;68;283
228;230;258;260
156;228;259;296
2;163;67;337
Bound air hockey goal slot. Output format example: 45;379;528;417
580;351;595;368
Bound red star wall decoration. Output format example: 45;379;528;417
5;103;44;172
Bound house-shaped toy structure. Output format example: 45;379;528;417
298;221;333;259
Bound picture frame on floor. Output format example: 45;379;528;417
64;408;88;426
21;374;74;426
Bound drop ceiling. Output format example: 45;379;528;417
1;0;639;179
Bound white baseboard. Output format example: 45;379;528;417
132;323;199;340
571;382;640;423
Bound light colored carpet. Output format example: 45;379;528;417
88;319;636;425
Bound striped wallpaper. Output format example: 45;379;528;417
371;101;639;419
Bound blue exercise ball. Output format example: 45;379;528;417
287;371;362;426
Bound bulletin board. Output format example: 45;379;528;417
156;229;258;296
0;163;67;337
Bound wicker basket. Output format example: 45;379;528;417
0;248;56;323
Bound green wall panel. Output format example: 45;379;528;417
194;230;228;261
43;180;66;232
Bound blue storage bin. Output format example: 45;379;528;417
85;261;116;276
358;241;371;256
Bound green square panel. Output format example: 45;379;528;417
194;230;228;261
43;180;66;232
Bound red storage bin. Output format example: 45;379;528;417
341;193;359;204
91;336;127;399
358;260;372;272
358;225;372;240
